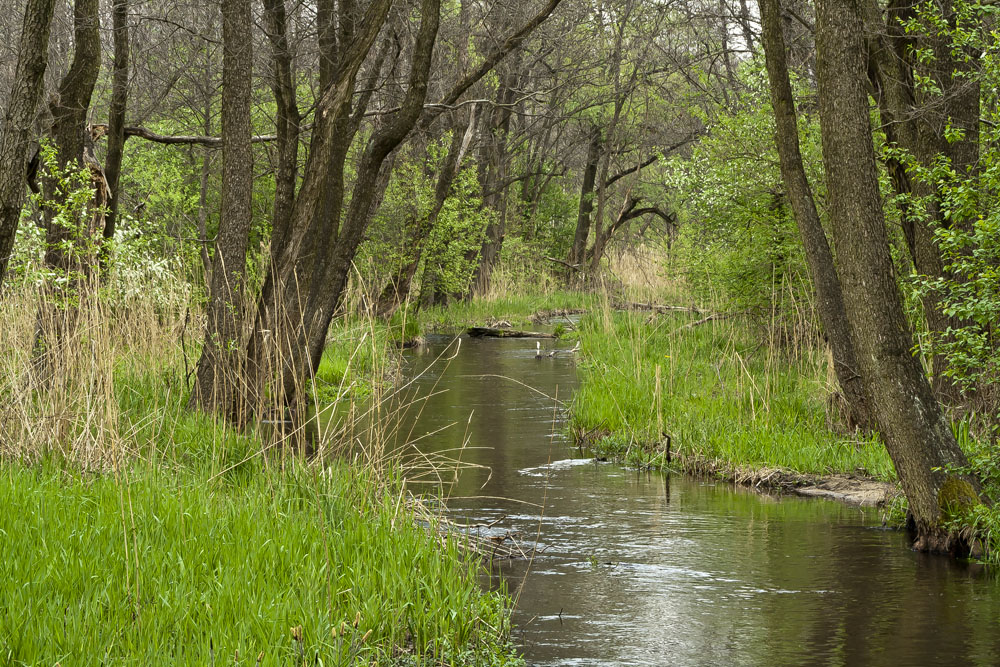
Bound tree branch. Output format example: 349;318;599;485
93;125;283;147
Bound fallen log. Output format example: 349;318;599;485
530;307;588;323
467;327;556;339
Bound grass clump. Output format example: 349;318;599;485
570;307;896;480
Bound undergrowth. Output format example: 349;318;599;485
570;307;897;479
0;279;523;665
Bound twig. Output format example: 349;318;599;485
544;256;581;271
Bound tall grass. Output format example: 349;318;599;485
570;304;897;480
0;267;523;664
0;463;517;665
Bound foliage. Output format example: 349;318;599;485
420;166;493;297
663;61;817;331
893;0;1000;426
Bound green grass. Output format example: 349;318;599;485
0;463;519;665
1;364;523;665
418;290;595;332
571;309;897;480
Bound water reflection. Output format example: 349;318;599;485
396;336;1000;666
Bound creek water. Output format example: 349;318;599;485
394;334;1000;666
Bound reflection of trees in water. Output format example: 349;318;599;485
402;339;1000;666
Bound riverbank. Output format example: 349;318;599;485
414;289;1000;558
567;303;1000;561
0;292;524;665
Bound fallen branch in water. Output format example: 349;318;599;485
530;308;588;323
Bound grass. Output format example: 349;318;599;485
418;290;595;333
0;280;524;665
570;306;898;480
0;459;519;665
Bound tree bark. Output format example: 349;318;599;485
42;0;102;277
262;0;300;257
189;0;253;415
99;0;129;270
760;0;876;431
568;126;601;266
0;0;56;290
815;0;979;553
243;0;393;417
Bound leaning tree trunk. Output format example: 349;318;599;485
815;0;980;553
262;0;300;257
0;0;56;290
759;0;876;432
189;0;253;415
245;0;395;417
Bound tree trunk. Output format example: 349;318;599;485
865;0;980;402
33;0;101;371
248;0;563;417
189;0;253;415
568;126;601;266
99;0;129;269
244;0;393;417
759;0;876;432
815;0;979;553
0;0;56;290
262;0;300;260
42;0;101;277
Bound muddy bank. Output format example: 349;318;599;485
575;429;899;508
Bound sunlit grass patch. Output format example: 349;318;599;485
0;461;520;665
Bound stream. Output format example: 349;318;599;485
395;334;1000;666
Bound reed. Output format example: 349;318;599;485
570;303;897;480
0;266;524;664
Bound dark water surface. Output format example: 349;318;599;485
396;335;1000;666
